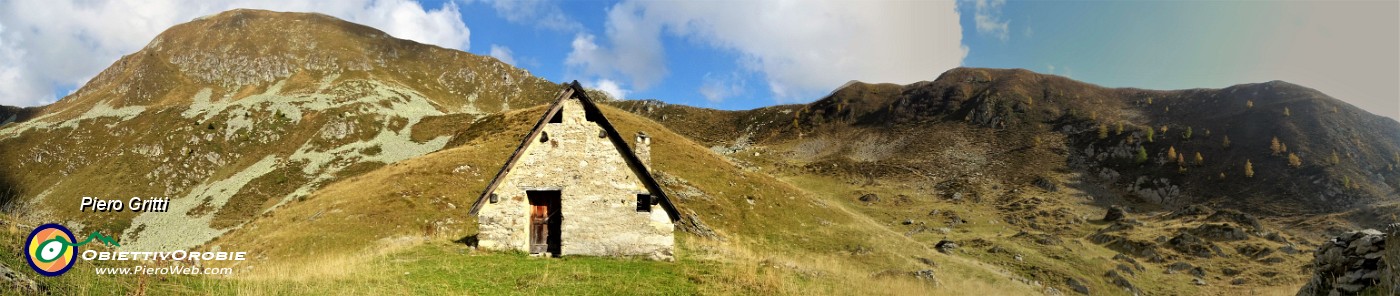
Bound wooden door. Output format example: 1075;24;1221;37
529;203;549;254
527;190;561;256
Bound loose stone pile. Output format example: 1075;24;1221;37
1296;227;1391;295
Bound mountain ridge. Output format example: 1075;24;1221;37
620;66;1400;220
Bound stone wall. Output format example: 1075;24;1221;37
477;98;674;260
1296;228;1388;296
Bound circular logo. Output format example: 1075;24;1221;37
25;223;77;276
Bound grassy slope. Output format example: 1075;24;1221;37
115;103;1032;295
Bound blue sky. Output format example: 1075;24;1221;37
0;0;1396;120
452;0;1400;118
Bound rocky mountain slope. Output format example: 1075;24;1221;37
619;68;1400;226
0;9;563;251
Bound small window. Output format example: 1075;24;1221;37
585;107;600;122
539;131;549;143
636;194;652;212
549;108;563;123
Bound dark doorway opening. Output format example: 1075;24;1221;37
527;190;562;256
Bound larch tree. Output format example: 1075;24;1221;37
1270;137;1282;156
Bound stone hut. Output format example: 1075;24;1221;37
468;81;679;260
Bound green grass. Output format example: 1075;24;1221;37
372;246;697;295
1;239;702;295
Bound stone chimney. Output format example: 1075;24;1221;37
635;131;651;169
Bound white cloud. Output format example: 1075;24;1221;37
974;0;1010;41
699;72;745;103
477;0;582;32
567;0;966;102
565;1;669;91
589;79;630;100
0;0;469;107
489;44;516;65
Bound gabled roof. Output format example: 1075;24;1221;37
467;81;681;222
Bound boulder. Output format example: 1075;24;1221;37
1168;204;1212;219
0;263;41;294
935;240;959;254
1105;270;1136;292
1167;233;1219;258
1033;176;1058;192
1065;277;1090;295
1190;223;1249;241
1102;206;1126;222
1205;209;1262;230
